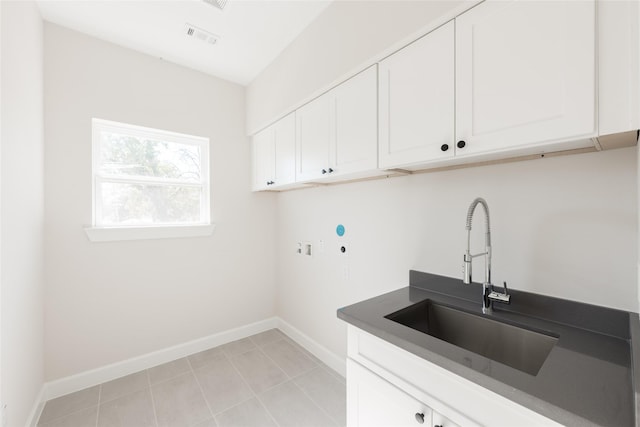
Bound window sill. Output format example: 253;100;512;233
84;224;216;242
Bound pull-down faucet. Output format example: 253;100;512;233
463;197;510;313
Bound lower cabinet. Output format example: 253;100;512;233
348;359;433;427
346;325;561;427
348;359;460;427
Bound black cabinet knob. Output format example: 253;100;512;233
321;169;327;174
266;181;274;185
415;413;425;424
328;168;334;173
457;140;466;149
440;144;449;152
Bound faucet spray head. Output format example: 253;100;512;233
463;252;472;284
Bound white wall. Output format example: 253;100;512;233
44;23;277;381
277;149;637;361
1;1;45;425
246;0;473;134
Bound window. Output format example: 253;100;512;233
87;119;214;241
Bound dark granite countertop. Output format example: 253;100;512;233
338;271;640;426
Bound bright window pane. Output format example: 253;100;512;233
92;119;210;228
99;182;201;226
100;132;202;182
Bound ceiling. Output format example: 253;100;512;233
36;0;332;86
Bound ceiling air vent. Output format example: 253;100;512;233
202;0;228;11
185;23;219;45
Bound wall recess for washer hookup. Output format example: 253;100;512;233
298;242;312;257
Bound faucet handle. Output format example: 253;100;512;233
487;281;511;304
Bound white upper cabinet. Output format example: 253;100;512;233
254;0;636;190
296;66;378;182
455;0;596;157
251;112;296;191
331;65;378;177
252;127;274;191
296;92;332;182
598;0;640;136
272;113;297;186
379;21;455;169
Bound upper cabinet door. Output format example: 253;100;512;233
252;127;274;191
296;93;331;182
330;66;378;176
455;0;596;156
273;112;296;187
378;21;455;169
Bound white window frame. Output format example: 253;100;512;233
85;118;215;242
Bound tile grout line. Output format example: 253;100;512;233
42;330;337;427
226;343;282;427
186;357;218;425
40;330;334;427
36;384;102;427
210;395;255;417
255;342;293;381
146;369;161;427
252;333;335;426
288;364;322;382
256;334;340;427
248;333;321;395
307;364;347;425
278;331;345;384
223;351;260;400
254;392;283;427
252;337;319;424
294;379;342;427
279;333;324;368
257;336;320;382
146;363;191;388
39;404;102;427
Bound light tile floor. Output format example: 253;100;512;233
37;329;346;427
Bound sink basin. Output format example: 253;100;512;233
385;300;558;375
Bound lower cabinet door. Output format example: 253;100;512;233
432;411;461;427
347;359;432;427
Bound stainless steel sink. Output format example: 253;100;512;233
385;300;558;375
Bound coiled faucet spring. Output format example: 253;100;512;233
462;197;510;313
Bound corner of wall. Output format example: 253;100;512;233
1;0;46;425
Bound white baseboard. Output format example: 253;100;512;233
34;315;345;421
276;318;346;377
26;385;46;427
44;317;278;401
